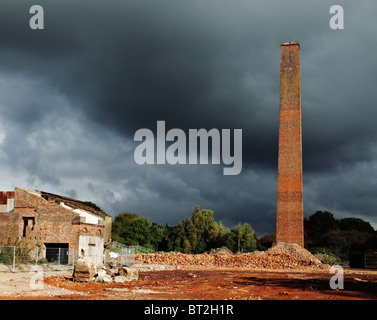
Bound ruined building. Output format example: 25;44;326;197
276;42;304;247
0;187;112;266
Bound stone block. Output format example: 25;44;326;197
73;257;97;282
118;267;138;280
96;269;112;283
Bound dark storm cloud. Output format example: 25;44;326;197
0;0;377;234
0;0;320;168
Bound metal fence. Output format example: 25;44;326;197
112;241;154;253
0;245;136;272
110;242;136;266
0;246;98;272
120;247;135;266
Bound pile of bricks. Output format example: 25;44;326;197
135;243;328;270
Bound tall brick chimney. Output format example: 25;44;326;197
276;41;304;247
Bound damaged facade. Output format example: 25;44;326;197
0;187;112;266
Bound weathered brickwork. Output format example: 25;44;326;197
0;210;20;240
276;42;304;247
0;187;112;264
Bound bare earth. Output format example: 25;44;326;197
0;244;376;300
0;265;376;300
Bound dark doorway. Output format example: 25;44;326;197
22;217;35;237
44;243;69;264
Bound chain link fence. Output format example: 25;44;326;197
0;245;100;272
0;245;136;272
120;247;135;266
110;242;136;266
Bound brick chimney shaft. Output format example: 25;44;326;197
276;42;304;247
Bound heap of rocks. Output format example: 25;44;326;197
73;256;138;282
265;242;323;266
94;265;138;283
134;242;328;270
206;246;233;254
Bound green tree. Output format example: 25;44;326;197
182;239;192;253
257;234;276;251
124;217;152;246
228;223;257;253
112;212;154;247
112;212;138;242
111;205;259;254
207;221;228;249
167;223;185;252
189;206;215;253
304;211;338;246
160;224;174;251
150;223;165;251
320;229;372;251
339;217;375;234
304;211;377;258
165;206;219;253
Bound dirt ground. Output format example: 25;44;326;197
0;265;376;300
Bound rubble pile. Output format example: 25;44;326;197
135;242;328;270
94;266;139;283
206;246;233;254
265;242;323;265
73;256;138;283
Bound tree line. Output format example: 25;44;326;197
304;211;377;254
112;206;257;253
111;207;377;256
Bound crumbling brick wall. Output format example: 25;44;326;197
0;188;105;254
14;187;82;249
0;210;21;242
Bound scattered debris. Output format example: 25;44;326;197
118;266;138;280
93;266;139;283
96;269;112;283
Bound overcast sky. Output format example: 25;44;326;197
0;0;376;236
